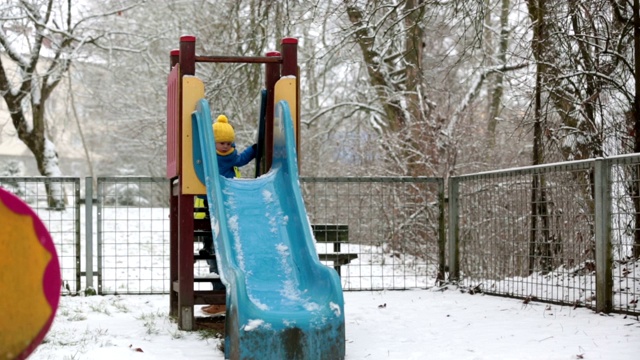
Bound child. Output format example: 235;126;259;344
201;114;256;315
211;114;257;178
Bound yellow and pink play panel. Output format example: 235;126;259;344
0;188;61;359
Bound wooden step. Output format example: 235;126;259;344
193;253;216;261
193;218;212;231
172;279;225;304
193;275;222;283
194;290;225;305
172;278;222;287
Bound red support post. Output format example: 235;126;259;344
180;35;196;76
170;49;179;70
280;38;300;166
166;64;181;179
280;38;298;77
169;182;179;317
175;35;197;329
168;47;180;318
177;193;195;329
264;51;281;172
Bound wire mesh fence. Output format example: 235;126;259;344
301;177;445;291
609;156;640;314
1;155;638;315
449;155;640;314
96;177;170;294
92;176;442;294
450;162;596;303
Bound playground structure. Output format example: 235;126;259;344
0;187;61;360
166;36;346;359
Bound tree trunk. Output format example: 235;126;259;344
7;101;65;209
487;0;510;149
633;0;640;258
527;0;552;273
344;1;438;176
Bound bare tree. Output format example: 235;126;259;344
485;0;511;149
340;0;443;177
632;0;640;258
79;0;312;177
524;1;635;161
0;0;140;207
523;0;638;259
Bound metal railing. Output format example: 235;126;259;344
301;177;445;290
2;154;638;315
96;177;170;294
448;154;640;314
90;176;442;294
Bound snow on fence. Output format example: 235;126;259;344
1;156;638;315
448;154;640;315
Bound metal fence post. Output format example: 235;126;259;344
96;179;103;294
437;178;447;283
448;177;460;282
85;177;94;290
74;178;82;292
594;158;613;313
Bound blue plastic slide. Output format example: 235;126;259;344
192;99;345;360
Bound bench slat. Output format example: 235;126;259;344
318;253;358;265
192;222;357;277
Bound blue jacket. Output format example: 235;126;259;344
217;144;256;178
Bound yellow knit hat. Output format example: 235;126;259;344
212;114;235;142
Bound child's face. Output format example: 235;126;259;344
216;142;232;152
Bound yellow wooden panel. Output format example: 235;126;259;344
181;77;206;195
274;77;297;143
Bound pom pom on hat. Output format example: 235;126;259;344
213;114;235;142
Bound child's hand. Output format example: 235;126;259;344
252;144;257;152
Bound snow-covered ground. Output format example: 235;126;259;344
16;203;640;359
31;288;639;360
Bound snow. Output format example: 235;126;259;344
14;202;639;359
43;138;63;178
29;288;639;360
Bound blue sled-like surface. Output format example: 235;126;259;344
192;99;345;360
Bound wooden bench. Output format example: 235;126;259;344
191;221;357;279
311;224;358;277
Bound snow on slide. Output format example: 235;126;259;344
192;99;345;360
